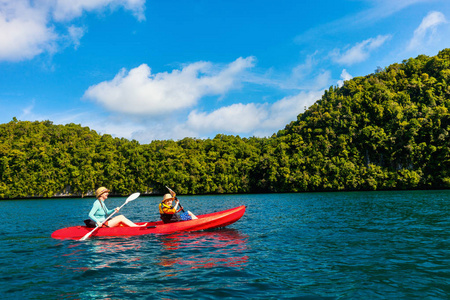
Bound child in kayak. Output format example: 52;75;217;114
159;193;198;223
88;187;146;227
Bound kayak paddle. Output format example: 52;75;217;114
80;192;140;241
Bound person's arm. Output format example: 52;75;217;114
173;200;180;211
169;190;181;212
174;200;183;212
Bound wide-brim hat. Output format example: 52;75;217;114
96;187;110;198
162;193;174;202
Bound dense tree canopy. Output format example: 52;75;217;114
1;49;450;198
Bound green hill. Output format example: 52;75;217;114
1;49;449;198
273;48;450;191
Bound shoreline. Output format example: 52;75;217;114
2;187;449;200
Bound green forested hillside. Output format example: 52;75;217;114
1;49;450;198
273;48;450;192
0;119;264;198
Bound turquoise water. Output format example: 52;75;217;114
0;190;449;299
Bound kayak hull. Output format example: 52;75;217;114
51;205;246;240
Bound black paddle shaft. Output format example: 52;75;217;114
174;196;185;212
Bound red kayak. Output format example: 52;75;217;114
51;205;246;240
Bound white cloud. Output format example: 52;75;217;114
187;103;267;134
0;1;57;61
67;25;85;49
331;35;391;66
0;0;145;62
259;90;324;132
337;69;353;87
109;88;325;143
82;54;326;142
176;90;324;138
407;11;447;51
52;0;146;22
83;57;256;115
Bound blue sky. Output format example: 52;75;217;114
1;0;450;143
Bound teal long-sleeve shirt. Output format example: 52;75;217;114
89;200;115;224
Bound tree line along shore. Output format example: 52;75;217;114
1;49;450;199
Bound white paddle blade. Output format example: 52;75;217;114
126;192;140;203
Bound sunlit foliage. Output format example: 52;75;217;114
1;49;450;198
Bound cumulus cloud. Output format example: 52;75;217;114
337;69;353;87
0;1;57;61
179;90;324;138
407;11;447;51
0;0;145;62
83;57;256;115
114;64;327;142
187;103;267;134
331;35;391;66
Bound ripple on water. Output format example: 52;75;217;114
0;191;449;299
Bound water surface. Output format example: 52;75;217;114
0;190;449;299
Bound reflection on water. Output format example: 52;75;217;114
56;229;248;276
157;229;249;271
57;238;145;273
2;192;449;299
53;229;249;298
89;239;143;253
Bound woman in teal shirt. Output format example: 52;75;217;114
89;187;146;227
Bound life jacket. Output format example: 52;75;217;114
159;203;181;223
159;202;176;214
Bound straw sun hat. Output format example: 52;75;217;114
162;194;174;202
96;187;110;198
